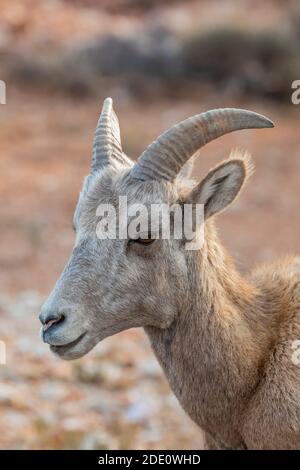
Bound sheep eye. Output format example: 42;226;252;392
128;237;155;246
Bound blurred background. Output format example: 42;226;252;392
0;0;300;449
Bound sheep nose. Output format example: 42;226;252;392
39;310;65;332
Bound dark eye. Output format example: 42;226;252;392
128;237;155;246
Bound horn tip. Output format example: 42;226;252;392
104;96;113;104
228;108;275;129
251;111;275;128
263;117;275;128
102;97;113;112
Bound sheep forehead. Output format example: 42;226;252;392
79;169;180;228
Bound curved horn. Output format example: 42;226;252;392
131;108;274;181
91;97;125;173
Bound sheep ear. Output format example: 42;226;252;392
185;153;252;220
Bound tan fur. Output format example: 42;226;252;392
146;210;300;449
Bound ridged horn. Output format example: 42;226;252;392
91;97;125;173
131;108;274;181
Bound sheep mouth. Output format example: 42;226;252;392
50;332;87;354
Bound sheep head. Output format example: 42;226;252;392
39;98;273;360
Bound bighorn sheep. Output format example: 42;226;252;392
39;98;300;449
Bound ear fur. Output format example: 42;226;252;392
177;156;195;181
184;150;253;220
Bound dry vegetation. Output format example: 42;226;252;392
1;0;300;449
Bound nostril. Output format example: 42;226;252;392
42;313;65;332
